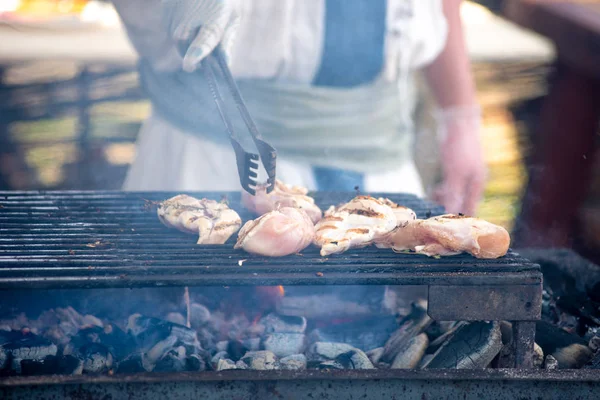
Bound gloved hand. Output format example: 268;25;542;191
161;0;240;72
431;105;487;216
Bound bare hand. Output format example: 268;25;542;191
432;108;487;216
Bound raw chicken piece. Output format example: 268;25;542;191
378;198;417;226
376;214;510;259
242;180;322;223
157;195;242;244
314;196;397;257
234;207;315;257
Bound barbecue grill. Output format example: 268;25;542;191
1;190;579;399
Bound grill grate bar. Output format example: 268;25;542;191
0;191;540;289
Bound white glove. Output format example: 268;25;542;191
161;0;240;72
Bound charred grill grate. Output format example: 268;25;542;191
0;191;540;290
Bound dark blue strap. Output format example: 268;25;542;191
313;166;365;191
312;0;387;88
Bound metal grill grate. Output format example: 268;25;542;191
0;191;541;289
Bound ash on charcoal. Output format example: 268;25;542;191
427;322;466;354
82;315;103;328
308;315;398;351
533;343;544;368
545;355;559;370
0;330;57;373
154;346;187;372
380;300;432;363
366;347;384;365
260;313;307;334
391;333;429;369
335;350;375;370
80;343;113;374
20;355;83;376
279;354;307;370
216;358;237;371
307;342;355;362
211;351;229;368
241;350;277;370
165;313;186;326
127;314;202;359
423;321;502;369
535;321;593;368
263;333;305;358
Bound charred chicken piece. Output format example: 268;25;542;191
314;196;397;257
376;214;510;259
234;207;315;257
242;179;322;224
157;195;242;244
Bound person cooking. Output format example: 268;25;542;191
112;0;486;216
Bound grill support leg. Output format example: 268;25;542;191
512;321;536;368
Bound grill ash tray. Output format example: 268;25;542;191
0;191;542;368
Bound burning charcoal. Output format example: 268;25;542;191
216;341;229;352
422;321;502;369
145;335;178;367
533;343;544;368
20;355;83;376
317;360;345;370
190;303;211;328
589;335;600;353
260;313;307;334
263;333;305;358
391;333;428;369
211;351;229;368
307;342;355;362
545;355;558;370
227;340;248;362
216;358;237;371
242;337;261;352
535;321;593;368
116;353;147;374
279;354;307;370
166;313;186;326
127;314;202;356
186;354;206;371
366;347;384;365
335;350;375;370
0;330;58;373
154;346;187;372
308;315;398;351
241;350;277;370
80;343;113;374
380;301;432;363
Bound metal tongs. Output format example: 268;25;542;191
202;45;276;195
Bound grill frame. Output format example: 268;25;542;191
0;191;543;369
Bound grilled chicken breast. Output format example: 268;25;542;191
378;198;417;226
234;207;315;257
157;195;242;244
242;180;322;224
376;214;510;259
314;195;397;257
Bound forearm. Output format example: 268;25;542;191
424;0;477;108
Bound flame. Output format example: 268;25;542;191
277;285;285;297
